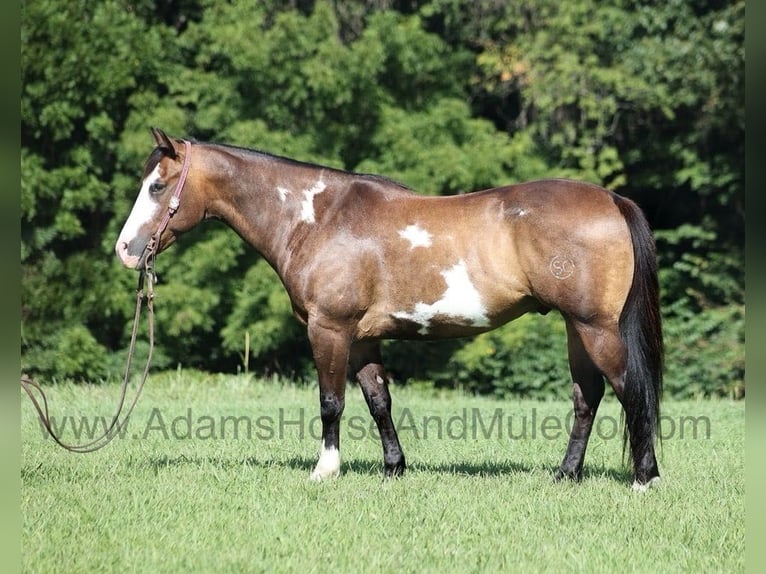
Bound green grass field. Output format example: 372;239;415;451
21;372;744;573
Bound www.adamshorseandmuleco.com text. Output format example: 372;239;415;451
37;406;712;443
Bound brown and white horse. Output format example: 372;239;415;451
116;129;663;489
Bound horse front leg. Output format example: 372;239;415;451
307;321;351;481
350;341;406;477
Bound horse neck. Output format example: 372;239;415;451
201;145;336;271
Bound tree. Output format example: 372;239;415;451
21;0;744;397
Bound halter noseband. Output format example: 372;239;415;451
145;139;192;263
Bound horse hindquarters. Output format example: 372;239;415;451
557;195;662;487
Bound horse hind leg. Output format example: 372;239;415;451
555;318;606;481
350;341;406;477
564;317;660;488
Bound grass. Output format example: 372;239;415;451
21;371;744;573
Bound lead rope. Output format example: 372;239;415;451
21;139;190;453
20;251;158;453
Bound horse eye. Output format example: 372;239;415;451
149;182;166;195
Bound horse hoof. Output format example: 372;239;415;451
553;469;582;482
309;468;341;482
383;462;406;479
631;476;661;492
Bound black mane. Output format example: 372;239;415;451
208;140;412;191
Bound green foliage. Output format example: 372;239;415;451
221;260;310;377
21;324;110;383
653;223;744;399
655;224;744;311
440;314;570;399
21;0;162;144
663;302;745;399
21;0;744;397
356;98;546;194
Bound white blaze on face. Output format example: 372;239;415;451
309;440;341;481
115;165;162;267
300;180;327;223
398;224;432;249
393;260;490;335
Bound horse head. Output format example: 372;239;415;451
115;128;204;270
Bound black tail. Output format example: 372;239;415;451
614;196;664;475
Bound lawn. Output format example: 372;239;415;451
21;372;744;573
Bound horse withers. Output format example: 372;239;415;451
115;129;663;489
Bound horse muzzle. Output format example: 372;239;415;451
117;230;177;270
114;241;145;269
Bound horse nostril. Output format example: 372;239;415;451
116;241;131;262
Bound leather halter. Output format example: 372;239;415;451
146;139;192;260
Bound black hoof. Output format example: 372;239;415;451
384;457;406;478
554;467;582;482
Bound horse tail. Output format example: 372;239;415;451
613;195;664;468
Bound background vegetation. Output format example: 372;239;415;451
21;0;745;398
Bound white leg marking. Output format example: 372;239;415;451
631;476;661;492
398;224;432;249
310;440;341;481
392;260;490;334
115;165;162;267
276;186;291;202
300;180;327;223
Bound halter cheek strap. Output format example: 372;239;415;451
146;139;192;261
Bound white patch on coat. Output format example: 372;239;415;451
300;180;327;223
392;260;490;335
115;165;162;266
398;224;433;249
277;186;291;202
309;440;340;481
507;206;529;218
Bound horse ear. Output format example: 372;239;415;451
150;127;178;159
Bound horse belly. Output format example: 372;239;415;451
355;256;533;341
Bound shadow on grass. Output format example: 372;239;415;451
21;452;631;485
136;453;632;483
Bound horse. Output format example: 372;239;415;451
115;128;663;490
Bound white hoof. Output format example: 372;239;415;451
631;476;661;492
309;442;340;481
309;467;340;481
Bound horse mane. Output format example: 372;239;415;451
205;140;413;192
